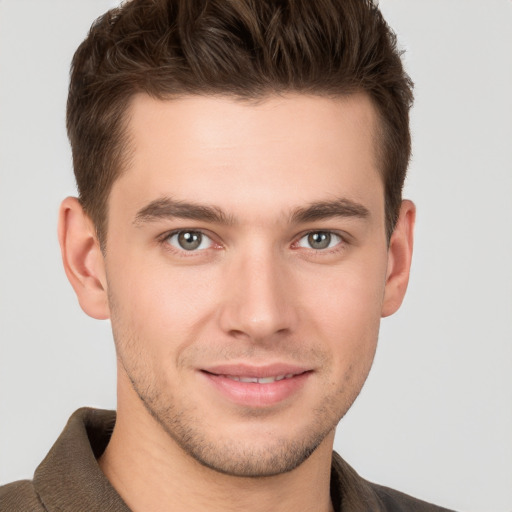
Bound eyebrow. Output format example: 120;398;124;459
134;197;234;226
289;198;370;224
133;196;370;227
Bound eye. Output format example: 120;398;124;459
166;230;213;251
296;231;342;250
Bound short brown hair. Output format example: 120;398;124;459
67;0;413;245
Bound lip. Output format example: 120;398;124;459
199;363;312;408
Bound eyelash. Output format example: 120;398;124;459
160;229;219;256
159;229;348;256
293;231;345;253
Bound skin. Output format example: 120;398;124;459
59;93;415;512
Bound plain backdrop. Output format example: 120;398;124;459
0;1;511;511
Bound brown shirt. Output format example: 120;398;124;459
0;408;455;511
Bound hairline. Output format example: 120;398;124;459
94;89;391;251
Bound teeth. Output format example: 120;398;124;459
225;374;295;384
257;376;277;384
239;377;258;383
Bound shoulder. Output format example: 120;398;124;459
368;481;455;511
331;452;456;512
0;479;46;511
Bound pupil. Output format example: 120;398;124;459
178;231;202;250
308;232;330;249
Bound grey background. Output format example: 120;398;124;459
0;1;511;511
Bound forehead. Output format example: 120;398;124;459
114;92;383;222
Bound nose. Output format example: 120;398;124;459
218;249;298;343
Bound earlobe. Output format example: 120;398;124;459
58;197;110;320
381;200;416;318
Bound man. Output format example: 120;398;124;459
0;0;455;510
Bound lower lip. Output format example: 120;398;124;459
200;371;311;408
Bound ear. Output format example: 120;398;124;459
381;200;416;318
58;197;110;320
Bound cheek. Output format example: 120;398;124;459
304;259;386;370
106;256;220;356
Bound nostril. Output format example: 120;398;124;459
228;329;251;340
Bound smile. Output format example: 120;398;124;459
200;366;312;407
223;374;296;384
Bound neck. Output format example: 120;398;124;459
99;383;335;512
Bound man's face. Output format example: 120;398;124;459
104;93;390;476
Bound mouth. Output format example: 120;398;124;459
199;365;312;407
218;373;298;384
203;371;305;384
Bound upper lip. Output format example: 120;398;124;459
201;363;312;379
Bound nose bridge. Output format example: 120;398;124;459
218;242;297;341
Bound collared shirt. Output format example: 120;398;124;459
0;408;455;511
